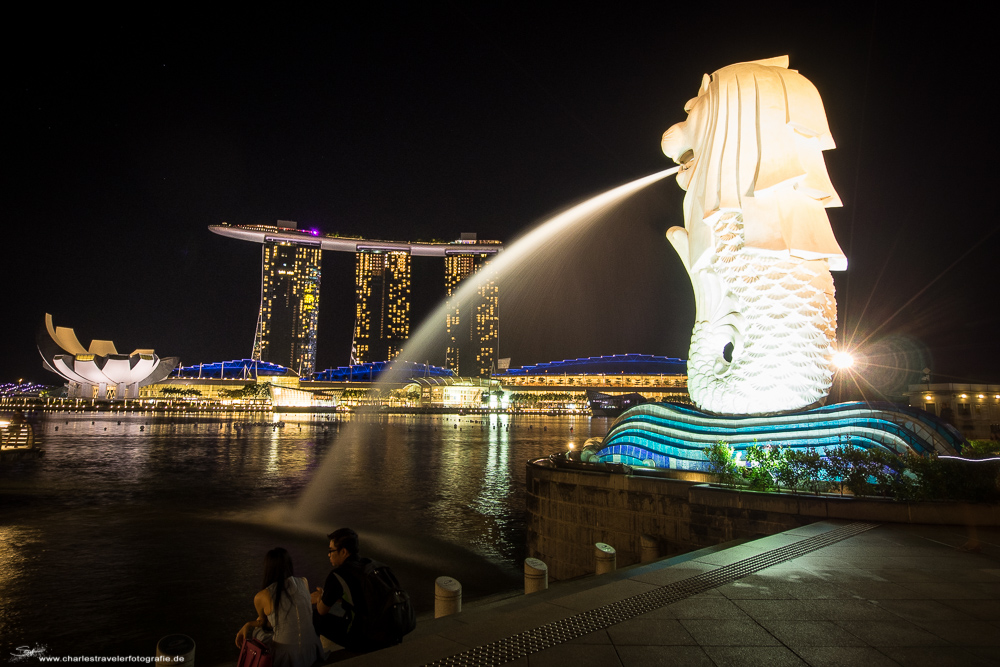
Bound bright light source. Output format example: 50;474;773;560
832;352;854;369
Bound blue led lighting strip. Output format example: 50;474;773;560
595;402;963;469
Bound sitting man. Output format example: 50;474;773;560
312;526;415;654
311;527;368;653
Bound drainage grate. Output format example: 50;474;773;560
424;522;878;666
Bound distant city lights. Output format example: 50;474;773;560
0;381;51;397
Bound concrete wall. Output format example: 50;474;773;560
526;461;1000;581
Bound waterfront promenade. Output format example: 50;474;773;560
340;520;1000;667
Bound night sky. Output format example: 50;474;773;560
7;5;999;398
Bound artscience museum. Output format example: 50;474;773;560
37;314;179;401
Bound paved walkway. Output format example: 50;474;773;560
343;520;1000;667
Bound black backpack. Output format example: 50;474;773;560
340;558;416;647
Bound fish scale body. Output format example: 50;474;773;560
687;212;837;415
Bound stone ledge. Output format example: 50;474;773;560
686;484;1000;525
527;463;1000;581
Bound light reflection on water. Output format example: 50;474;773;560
0;412;606;665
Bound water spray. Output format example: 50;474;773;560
378;166;680;386
293;166;680;524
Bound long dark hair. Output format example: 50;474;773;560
261;547;294;618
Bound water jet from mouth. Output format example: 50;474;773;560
293;167;679;527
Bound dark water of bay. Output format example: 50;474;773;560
0;412;607;665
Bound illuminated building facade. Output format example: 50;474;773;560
252;221;322;376
444;253;472;372
905;383;1000;441
445;234;500;377
38;314;178;400
210;223;504;369
354;249;411;363
496;354;690;409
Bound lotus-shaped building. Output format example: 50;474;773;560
38;314;179;400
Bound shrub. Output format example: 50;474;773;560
864;447;917;499
703;439;999;503
703;441;740;487
822;446;853;496
741;443;781;492
963;439;1000;458
831;446;878;497
944;457;1000;502
780;447;828;494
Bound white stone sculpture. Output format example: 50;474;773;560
661;56;847;415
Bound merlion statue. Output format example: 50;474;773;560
661;56;847;415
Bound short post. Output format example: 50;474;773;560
595;542;616;574
640;534;659;563
435;576;462;618
156;634;195;665
524;557;548;594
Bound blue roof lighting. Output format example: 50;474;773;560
310;361;454;382
497;354;686;376
171;359;294;380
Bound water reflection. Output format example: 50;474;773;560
0;412;606;664
475;416;512;555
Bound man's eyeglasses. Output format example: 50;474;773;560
328;547;342;555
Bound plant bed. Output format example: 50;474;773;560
703;440;1000;504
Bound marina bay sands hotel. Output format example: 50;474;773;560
209;221;502;378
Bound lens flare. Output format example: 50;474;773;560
832;352;854;369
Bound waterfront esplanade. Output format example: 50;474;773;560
209;223;504;256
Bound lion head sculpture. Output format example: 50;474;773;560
662;55;846;274
661;57;848;415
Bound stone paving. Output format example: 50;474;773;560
341;520;1000;667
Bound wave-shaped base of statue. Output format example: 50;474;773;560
587;402;963;472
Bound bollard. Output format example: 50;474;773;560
524;558;548;594
156;634;195;665
640;535;659;563
595;542;616;574
435;576;462;618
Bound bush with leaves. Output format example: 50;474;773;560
820;446;850;496
963;439;1000;458
701;439;998;503
741;443;781;492
703;441;740;487
907;454;1000;503
160;387;202;397
781;448;829;494
945;457;1000;502
864;447;917;499
829;445;891;497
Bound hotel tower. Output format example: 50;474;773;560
352;249;411;363
251;221;322;376
445;234;500;377
210;223;502;374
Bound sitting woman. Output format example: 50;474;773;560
236;547;324;667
